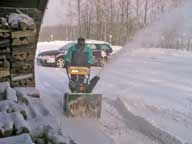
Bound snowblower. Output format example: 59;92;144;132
63;66;102;119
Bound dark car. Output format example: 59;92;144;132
36;40;113;68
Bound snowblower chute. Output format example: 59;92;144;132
63;66;102;119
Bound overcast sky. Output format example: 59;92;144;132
42;0;68;27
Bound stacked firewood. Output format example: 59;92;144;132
0;82;71;144
0;10;37;87
0;17;11;83
0;82;30;138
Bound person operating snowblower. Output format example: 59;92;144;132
63;38;102;119
64;37;94;91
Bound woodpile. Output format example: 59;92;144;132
0;18;9;30
0;82;71;144
0;18;11;84
0;9;38;87
0;56;10;80
0;112;30;137
0;111;14;137
8;10;36;31
11;74;35;87
15;89;30;105
32;125;71;144
0;133;34;144
0;82;32;138
15;87;40;98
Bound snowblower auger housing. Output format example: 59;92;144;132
64;66;102;119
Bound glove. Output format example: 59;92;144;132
64;61;71;69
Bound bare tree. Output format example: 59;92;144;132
135;0;141;17
125;0;131;36
144;0;148;24
77;0;81;36
40;0;184;45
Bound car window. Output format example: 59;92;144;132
100;44;111;50
59;43;75;51
99;44;113;53
87;44;97;50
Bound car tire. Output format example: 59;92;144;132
56;58;65;68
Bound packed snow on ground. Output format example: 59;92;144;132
34;39;192;144
35;65;114;144
34;42;166;144
94;47;192;143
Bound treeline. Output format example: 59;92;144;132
39;0;183;45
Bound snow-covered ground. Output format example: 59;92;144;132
35;41;192;144
35;61;114;144
95;47;192;144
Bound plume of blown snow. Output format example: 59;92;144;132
120;0;192;54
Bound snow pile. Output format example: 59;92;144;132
8;10;36;30
0;82;74;144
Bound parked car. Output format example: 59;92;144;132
36;40;113;68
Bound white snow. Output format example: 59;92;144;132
1;1;192;143
34;41;192;144
94;47;192;143
34;37;192;143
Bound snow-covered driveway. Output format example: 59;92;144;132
35;64;113;144
35;42;192;144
